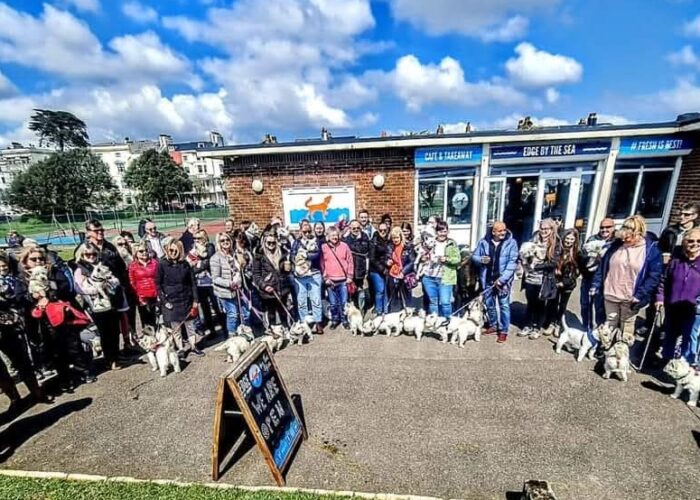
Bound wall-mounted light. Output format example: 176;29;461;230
252;179;264;194
373;174;385;189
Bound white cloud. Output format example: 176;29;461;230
0;71;16;98
668;45;700;67
65;0;100;13
386;0;558;40
378;54;525;112
442;121;475;133
505;42;583;88
545;87;559;103
0;4;193;85
122;1;159;24
684;15;700;37
484;113;569;129
596;113;633;125
658;79;700;113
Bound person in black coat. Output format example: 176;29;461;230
368;222;391;314
658;202;699;262
186;229;223;336
343;219;370;312
253;232;293;327
180;218;201;254
157;240;203;357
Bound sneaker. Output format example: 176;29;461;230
542;325;554;337
315;324;324;335
518;327;531;337
329;321;340;330
496;333;507;344
190;348;206;357
341;321;350;330
482;326;497;335
83;374;97;384
529;329;541;340
110;362;122;371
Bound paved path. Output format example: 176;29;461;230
1;291;699;500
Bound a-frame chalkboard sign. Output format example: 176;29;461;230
211;342;306;485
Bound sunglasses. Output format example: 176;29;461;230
265;240;277;245
379;228;388;232
351;226;361;230
89;228;104;233
84;253;97;257
687;239;700;244
219;239;231;244
622;225;635;230
137;249;147;253
681;212;696;217
146;227;157;231
116;242;126;247
28;257;45;262
168;248;179;253
600;225;614;230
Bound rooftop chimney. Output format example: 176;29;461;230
209;131;224;147
158;134;172;151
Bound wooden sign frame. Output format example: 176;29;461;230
211;342;306;485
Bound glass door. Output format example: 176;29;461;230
480;177;505;236
535;174;592;236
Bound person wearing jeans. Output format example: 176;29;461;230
368;222;390;314
420;220;460;317
579;218;616;331
320;227;354;329
211;232;251;336
472;221;519;343
291;220;324;333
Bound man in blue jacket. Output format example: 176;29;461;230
472;221;519;344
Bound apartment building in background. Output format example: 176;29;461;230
169;131;227;206
0;143;53;191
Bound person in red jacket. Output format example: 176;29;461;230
128;241;159;329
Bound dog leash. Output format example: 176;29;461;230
238;290;270;330
271;290;294;326
636;307;663;372
450;285;493;318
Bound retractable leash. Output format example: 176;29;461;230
450;285;495;318
635;307;662;372
271;290;294;326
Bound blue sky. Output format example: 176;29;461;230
1;0;699;146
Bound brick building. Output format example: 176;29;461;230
201;115;700;247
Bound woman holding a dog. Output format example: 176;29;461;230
211;231;252;337
253;232;293;327
655;228;700;364
187;229;223;337
520;218;562;339
421;220;460;318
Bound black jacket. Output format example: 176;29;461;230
369;233;390;275
343;232;370;279
156;258;198;323
180;230;196;254
659;223;698;259
253;249;291;299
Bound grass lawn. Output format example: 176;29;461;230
0;476;337;500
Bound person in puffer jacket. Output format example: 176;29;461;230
128;241;159;329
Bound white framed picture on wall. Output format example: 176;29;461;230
282;186;356;227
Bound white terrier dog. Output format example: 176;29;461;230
603;342;630;382
344;302;364;336
28;266;50;298
214;325;254;364
664;358;700;406
362;311;404;336
555;315;599;361
288;316;314;345
400;307;427;341
139;325;181;377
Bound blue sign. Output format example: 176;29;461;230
414;145;482;167
491;141;611;160
619;136;693;156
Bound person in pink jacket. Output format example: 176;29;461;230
320;226;354;329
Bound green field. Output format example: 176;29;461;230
0;476;337;500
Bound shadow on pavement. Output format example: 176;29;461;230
0;397;92;463
692;430;700;450
641;379;674;396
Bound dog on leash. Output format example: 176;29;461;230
289;316;314;345
214;325;254;364
400;307;427;341
603;342;631;382
555;315;600;361
362;311;404;336
664;358;700;406
139;325;181;377
344;303;364;336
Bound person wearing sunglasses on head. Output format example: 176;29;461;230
659;202;700;264
578;217;617;331
655;229;700;366
591;215;663;346
368;222;391;314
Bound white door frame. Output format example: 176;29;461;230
479;176;506;236
535;173;582;231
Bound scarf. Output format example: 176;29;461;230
389;243;404;278
263;246;282;271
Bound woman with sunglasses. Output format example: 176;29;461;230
157;240;203;357
592;215;663;346
368;222;391;314
386;226;416;312
579;218;616;331
74;243;124;371
253;232;293;327
655;229;700;365
211;231;251;336
128;241;159;329
421;220;460;318
187;229;223;336
520;218;562;339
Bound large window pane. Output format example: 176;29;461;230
485;180;504;227
446;179;474;225
541;178;571;222
418;181;444;224
575;174;595;237
607;172;637;219
636;171;672;219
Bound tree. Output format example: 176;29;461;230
123;150;193;209
28;109;90;151
7;149;118;214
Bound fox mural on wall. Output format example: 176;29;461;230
305;195;333;219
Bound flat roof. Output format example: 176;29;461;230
199;117;700;158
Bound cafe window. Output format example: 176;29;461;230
418;180;445;224
608;158;676;220
446;179;474;224
417;177;475;225
636;170;672;219
607;172;637;219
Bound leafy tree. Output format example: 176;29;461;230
7;149;118;214
123;150;192;209
28;109;90;151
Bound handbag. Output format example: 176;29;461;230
539;272;557;301
328;245;357;296
404;272;418;290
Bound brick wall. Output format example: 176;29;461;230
670;136;700;224
223;148;415;227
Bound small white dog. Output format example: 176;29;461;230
603;342;630;382
258;331;285;352
424;313;449;342
519;241;547;262
28;266;50;298
214;325;254;364
362;311;404;336
288;316;314;345
555;315;599;361
400;307;427;341
139;325;181;377
583;238;607;259
344;303;364;336
664;358;700;406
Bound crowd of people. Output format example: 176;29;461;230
0;202;699;416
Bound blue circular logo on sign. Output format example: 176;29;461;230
248;364;263;388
